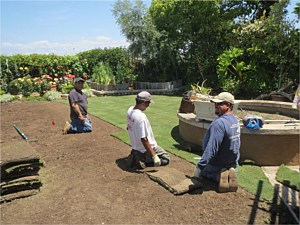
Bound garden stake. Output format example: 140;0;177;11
13;125;38;142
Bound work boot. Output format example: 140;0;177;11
218;168;229;193
62;121;71;135
228;167;238;192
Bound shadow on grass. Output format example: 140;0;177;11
248;180;298;224
170;125;202;155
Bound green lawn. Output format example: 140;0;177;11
58;95;275;200
276;165;300;191
87;95;201;162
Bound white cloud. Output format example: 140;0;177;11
1;36;130;56
95;36;112;42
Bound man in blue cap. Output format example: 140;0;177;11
63;77;92;134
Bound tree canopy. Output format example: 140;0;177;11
112;0;299;98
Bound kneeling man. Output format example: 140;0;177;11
127;91;170;169
63;78;92;134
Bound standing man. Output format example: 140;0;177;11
62;77;92;134
194;92;240;193
127;91;170;169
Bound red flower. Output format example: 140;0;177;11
83;74;88;79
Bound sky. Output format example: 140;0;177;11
1;0;298;56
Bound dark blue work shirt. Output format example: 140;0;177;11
197;114;240;169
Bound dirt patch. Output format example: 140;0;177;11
0;101;295;224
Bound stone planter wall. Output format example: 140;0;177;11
193;100;240;122
178;98;195;113
134;80;182;90
87;82;129;91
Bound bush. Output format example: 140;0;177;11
82;88;93;97
0;93;17;103
0;90;6;95
92;62;115;84
44;91;62;101
8;77;50;96
8;79;22;95
21;77;35;97
61;84;74;94
33;76;51;95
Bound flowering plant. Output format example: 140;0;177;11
33;75;52;95
8;75;53;96
8;77;34;96
55;74;75;92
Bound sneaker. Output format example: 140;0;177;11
228;167;238;192
137;161;147;169
218;168;229;193
160;158;169;166
62;121;70;135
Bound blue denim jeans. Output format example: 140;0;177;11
69;117;92;133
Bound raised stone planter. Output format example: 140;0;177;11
134;80;182;90
193;100;240;122
178;98;194;113
177;100;299;166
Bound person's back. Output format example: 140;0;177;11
127;106;157;152
194;92;240;193
201;114;240;168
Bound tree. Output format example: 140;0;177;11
230;0;299;93
112;0;160;80
149;0;228;85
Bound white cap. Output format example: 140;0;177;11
210;92;235;104
136;91;154;103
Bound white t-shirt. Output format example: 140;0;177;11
127;106;157;153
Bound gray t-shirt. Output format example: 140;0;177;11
68;88;88;120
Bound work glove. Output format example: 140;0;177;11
194;165;201;178
152;154;161;167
